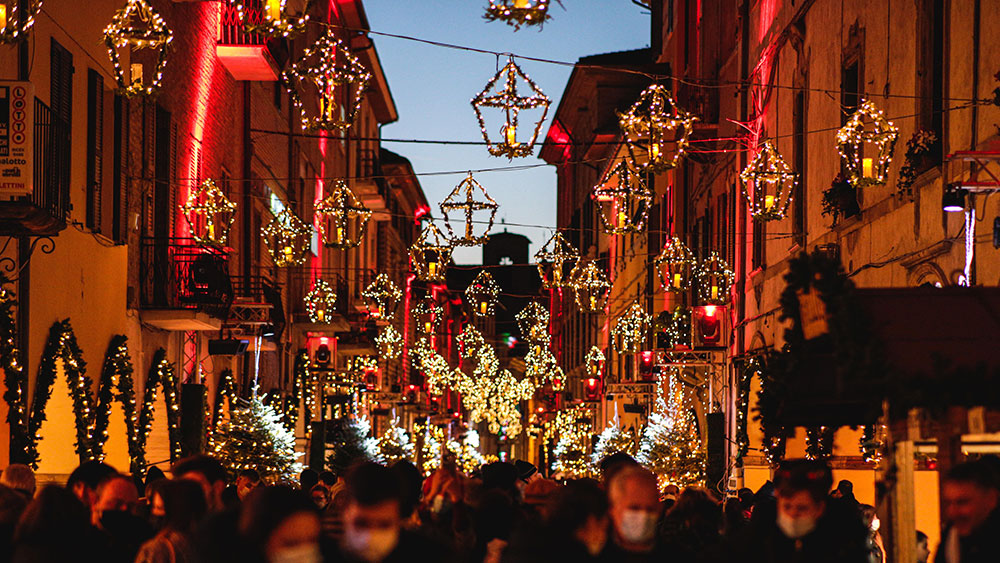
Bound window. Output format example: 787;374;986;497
86;70;104;232
153;105;172;239
752;219;765;270
917;0;944;165
50;39;73;209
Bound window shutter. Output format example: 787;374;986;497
86;69;104;232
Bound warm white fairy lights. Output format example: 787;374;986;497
835;99;899;188
314;180;372;249
654;237;696;293
375;325;403;360
440;173;499;246
516;301;550;344
410;223;454;282
304;279;337;324
593;160;653;235
466;271;500;317
524;343;564;391
0;0;42;44
471;57;551;159
181;179;237;248
585;346;605;378
282;32;371;131
227;0;310;38
569;259;610;313
103;0;173;97
535;231;579;289
695;252;735;305
612;302;650;353
412;298;443;338
618;84;697;173
261;208;313;267
362;274;402;320
740;140;797;221
483;0;551;30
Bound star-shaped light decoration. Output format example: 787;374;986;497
104;0;173;97
740;140;797;221
618;84;697;173
569;259;610;314
440;173;499;247
410;223;454;282
227;0;310;38
471;57;551;159
362;274;402;320
181;179;237;248
535;231;578;289
593;160;653;235
465;271;500;317
261;208;312;267
282;32;371;131
654;237;695;293
836;99;899;188
612;302;650;353
314;180;372;249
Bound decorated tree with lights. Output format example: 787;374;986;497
209;391;302;485
377;418;413;464
591;418;636;469
636;379;705;490
553;428;592;479
327;416;381;475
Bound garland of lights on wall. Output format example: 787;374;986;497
362;274;402;320
618;84;697;173
835;99;899;188
135;349;183;471
94;335;137;463
181;179;237;248
465;271;500;317
314;180;372;249
654;237;696;293
0;0;42;44
740;140;797;221
282;31;371;131
535;231;578;289
0;278;29;464
375;325;403;360
227;0;311;38
483;0;551;30
612;302;650;353
695;252;735;305
410;223;454;282
516;301;550;344
440;173;499;246
569;259;610;313
593;160;653;235
304;279;337;324
262;208;313;267
471;57;551;159
103;0;173;97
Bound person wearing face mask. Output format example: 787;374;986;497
136;479;206;563
239;486;324;563
602;465;666;562
91;473;154;563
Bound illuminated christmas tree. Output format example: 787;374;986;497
553;429;592;479
327;416;381;475
636;377;706;490
210;392;302;485
591;417;636;469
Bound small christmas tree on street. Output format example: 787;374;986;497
636;376;706;490
377;417;413;464
210;391;302;485
591;416;636;470
553;429;593;478
327;416;381;475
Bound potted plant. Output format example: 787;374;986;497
896;129;939;199
821;174;860;224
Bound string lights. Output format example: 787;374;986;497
0;0;41;44
593;160;652;235
516;301;550;344
457;324;486;358
740;140;797;221
835;99;899;188
261;208;313;267
375;325;403;360
103;0;173;97
524;343;564;390
695;252;734;305
471;57;551;159
282;32;371;131
181;179;237;248
483;0;551;30
410;223;454;282
440;173;499;246
612;302;649;353
412;298;443;338
535;231;578;289
618;84;697;173
314;180;372;249
585;346;605;378
465;271;500;317
654;237;696;293
304;279;337;324
362;274;402;320
570;259;610;313
227;0;310;38
658;306;691;349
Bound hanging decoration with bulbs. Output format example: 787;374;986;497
456;342;534;436
695;252;735;305
227;0;311;38
586;346;605;378
261;208;313;267
304;279;337;324
457;324;486;359
741;140;797;221
362;274;402;320
314;181;372;249
466;271;500;317
658;306;692;349
535;231;578;289
483;0;551;30
570;259;610;314
104;0;173;97
654;237;695;292
516;301;550;344
410;223;454;282
593;160;653;235
836;99;899;188
375;326;403;360
440;173;499;246
181;179;237;248
618;84;697;173
612;302;650;353
0;0;42;44
524;343;564;391
412;298;443;338
282;32;371;131
471;57;551;159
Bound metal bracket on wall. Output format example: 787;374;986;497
0;235;55;282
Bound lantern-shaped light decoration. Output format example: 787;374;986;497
740;140;797;221
0;0;42;44
261;208;312;267
457;324;486;358
695;252;735;305
585;346;605;378
303;279;337;324
612;302;650;353
618;84;697;173
593;160;653;235
466;271;500;317
835;99;899;188
570;260;610;314
362;274;402;320
181;179;237;248
410;223;454;282
483;0;551;30
534;231;579;289
375;325;403;360
657;306;692;349
440;173;499;246
282;32;371;131
227;0;310;38
654;237;695;292
314;180;372;249
471;57;551;159
413;298;443;338
516;302;550;344
524;345;564;391
103;0;173;97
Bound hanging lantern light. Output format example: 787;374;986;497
261;208;312;267
741;140;797;220
612;302;649;353
657;306;692;349
593;160;653;235
440;173;499;246
0;0;42;44
471;56;551;159
836;99;899;188
314;180;372;249
282;32;371;131
586;346;605;378
180;179;237;248
516;302;550;344
535;231;579;289
410;223;454;282
227;0;310;38
695;252;735;305
104;0;173;97
654;237;695;292
413;298;443;338
465;271;500;317
524;345;564;391
304;279;337;324
362;274;402;320
483;0;551;30
570;259;610;314
618;84;697;173
375;325;403;360
457;324;486;358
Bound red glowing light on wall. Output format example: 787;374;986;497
546;119;573;163
414;204;430;224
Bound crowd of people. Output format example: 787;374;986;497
0;451;996;562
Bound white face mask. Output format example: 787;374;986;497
269;542;322;563
776;511;818;539
343;528;399;562
618;510;657;544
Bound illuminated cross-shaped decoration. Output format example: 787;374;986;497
314;180;372;249
440;173;499;247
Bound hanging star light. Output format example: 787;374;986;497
836;99;900;188
471;57;551;159
103;0;173;97
465;271;500;317
535;231;579;289
304;279;337;324
570;259;610;314
654;237;695;293
413;298;443;338
410;223;454;282
618;84;697;173
483;0;551;30
227;0;310;38
261;208;312;267
0;0;42;44
695;252;735;305
375;325;403;360
440;173;499;246
586;346;605;378
314;180;372;249
593;160;653;235
740;140;797;221
612;302;650;353
180;179;237;248
362;274;402;320
516;302;550;344
282;31;371;131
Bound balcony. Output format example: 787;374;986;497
216;1;287;81
140;238;233;331
289;268;350;333
0;98;70;236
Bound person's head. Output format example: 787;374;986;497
942;459;1000;537
773;459;833;540
666;487;721;533
522;478;559;519
607;465;660;552
859;504;880;534
144;466;167;499
309;483;330;510
300;468;319;491
599;452;638;484
916;529;930;563
662;483;680;501
0;484;28;529
151;478;206;533
514;460;538;483
481;461;519;497
14;485;91;544
236;469;261;500
92;474;139;527
171;455;227;511
548;479;609;557
340;462;404;562
239;486;321;563
318;471;337;488
0;464;35;499
832;479;854;499
389;460;423;519
67;461;118;508
738;487;754;510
